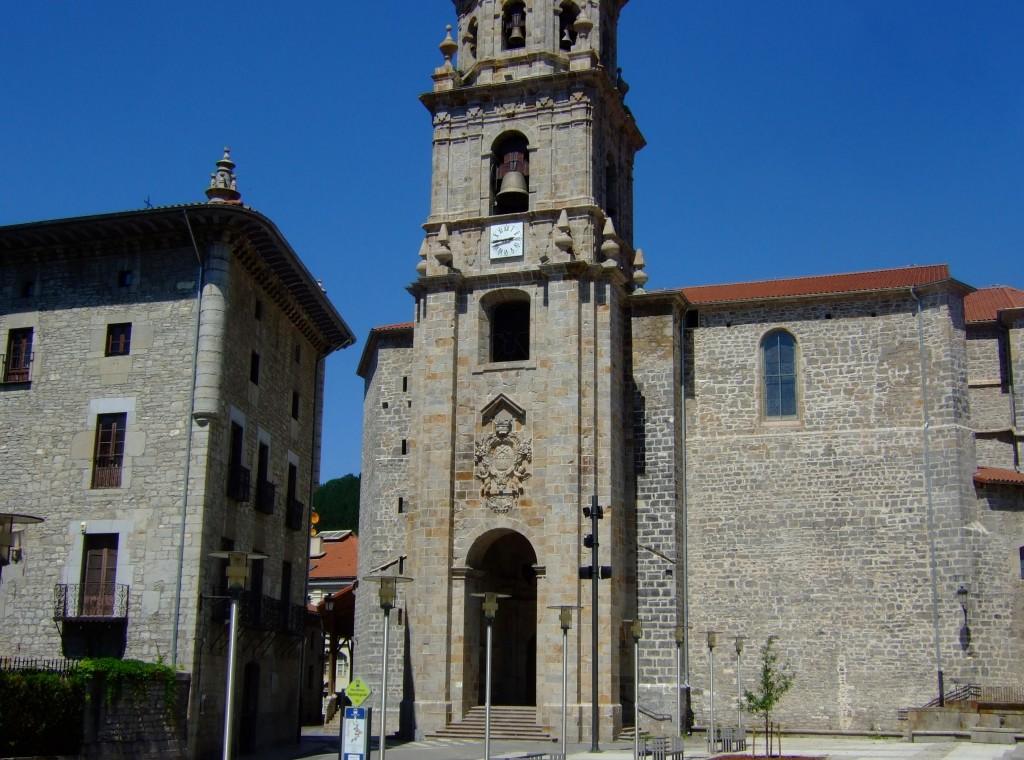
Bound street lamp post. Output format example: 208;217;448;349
706;631;717;753
209;550;267;760
626;619;643;760
366;574;412;760
548;605;577;759
0;512;44;581
472;591;510;760
734;636;745;734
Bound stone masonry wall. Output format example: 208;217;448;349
629;300;684;734
190;249;322;758
681;289;983;733
0;245;199;664
355;329;413;737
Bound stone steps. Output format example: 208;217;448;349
430;705;554;741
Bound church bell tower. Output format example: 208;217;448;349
392;0;646;742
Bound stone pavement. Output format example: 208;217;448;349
244;729;1022;760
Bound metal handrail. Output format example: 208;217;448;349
53;583;130;620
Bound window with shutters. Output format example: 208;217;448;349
80;534;118;616
3;327;34;383
92;413;127;488
105;323;132;356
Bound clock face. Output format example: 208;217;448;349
489;222;524;260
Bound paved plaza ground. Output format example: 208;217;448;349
246;728;1023;760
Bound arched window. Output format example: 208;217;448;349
465;18;478;61
762;330;797;418
559;2;580;51
502;2;527;51
492;133;530;215
605;155;618;220
481;291;530;363
492;301;530;362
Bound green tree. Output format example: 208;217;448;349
743;637;794;757
313;474;360;532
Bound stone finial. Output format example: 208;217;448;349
439;25;458;70
601;217;621;264
632;248;648;293
554;209;573;255
416;239;428;276
573;8;594;37
205;147;242;205
434;223;453;266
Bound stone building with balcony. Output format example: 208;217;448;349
355;0;1024;744
0;150;355;758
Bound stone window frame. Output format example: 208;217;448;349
759;328;801;422
477;288;534;369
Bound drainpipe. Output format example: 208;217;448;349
678;309;690;690
910;287;944;706
999;320;1020;469
171;210;205;668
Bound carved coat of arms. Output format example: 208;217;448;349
474;418;532;513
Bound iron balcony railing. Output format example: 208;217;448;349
254;480;275;514
210;591;305;636
91;459;123;489
53;583;130;620
226;465;251;502
1;351;33;384
285;498;304;530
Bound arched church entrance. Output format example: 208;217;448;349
465;530;537;706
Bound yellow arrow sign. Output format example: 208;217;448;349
346;677;371;707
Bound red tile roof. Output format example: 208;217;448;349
974;467;1024;487
681;264;953;305
309;533;358;579
964;287;1024;324
372;321;414;333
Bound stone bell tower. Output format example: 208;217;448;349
357;0;647;743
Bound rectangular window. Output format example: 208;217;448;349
3;327;34;383
249;550;265;622
80;534;118;616
281;561;293;628
105;323;132;356
401;439;407;455
1020;546;1024;580
285;462;303;530
255;441;274;513
402;376;408;392
250;352;260;385
398;497;404;514
293;344;301;364
92;413;127;488
291;391;300;420
226;422;250;501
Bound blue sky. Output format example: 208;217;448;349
2;2;1021;478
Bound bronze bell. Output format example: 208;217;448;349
508;23;525;47
497;170;528;201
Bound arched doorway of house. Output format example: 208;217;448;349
466;530;537;706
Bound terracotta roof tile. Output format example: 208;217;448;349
372;321;414;333
964;287;1024;324
681;264;952;305
974;467;1024;487
309;533;358;579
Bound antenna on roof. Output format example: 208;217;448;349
144;196;153;209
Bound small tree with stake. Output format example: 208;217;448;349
743;637;794;757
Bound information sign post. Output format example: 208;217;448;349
340;706;372;760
